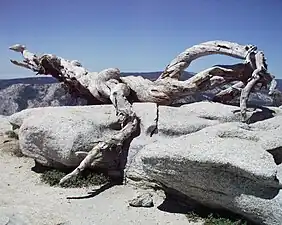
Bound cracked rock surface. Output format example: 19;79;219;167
5;102;282;224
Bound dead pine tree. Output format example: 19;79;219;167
9;40;277;184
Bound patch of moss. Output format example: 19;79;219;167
12;147;24;157
185;212;202;222
40;168;110;188
186;212;248;225
204;214;247;225
4;130;19;140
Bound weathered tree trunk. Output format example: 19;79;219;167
8;40;276;184
60;81;138;185
240;51;269;121
9;41;275;110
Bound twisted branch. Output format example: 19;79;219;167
8;40;277;185
159;40;257;80
240;51;269;120
59;75;138;184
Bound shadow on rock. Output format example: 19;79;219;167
246;106;275;124
30;118;141;199
267;147;282;165
232;105;276;124
157;188;256;224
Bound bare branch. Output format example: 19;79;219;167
59;74;138;185
159;40;257;80
240;51;268;121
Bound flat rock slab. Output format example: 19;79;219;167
128;124;282;224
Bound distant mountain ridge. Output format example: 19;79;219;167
0;77;58;90
0;71;281;116
0;71;195;90
1;71;281;89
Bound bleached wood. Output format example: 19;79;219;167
9;41;273;110
159;40;257;80
9;40;277;185
240;51;268;121
59;81;138;185
121;63;253;105
213;81;245;103
10;60;34;71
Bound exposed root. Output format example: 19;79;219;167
240;51;268;121
59;79;138;185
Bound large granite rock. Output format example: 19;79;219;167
11;103;157;170
127;103;282;225
6;102;282;224
16;105;119;168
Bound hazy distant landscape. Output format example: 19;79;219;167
0;71;281;116
1;71;281;91
0;71;195;90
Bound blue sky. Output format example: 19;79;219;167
0;0;281;79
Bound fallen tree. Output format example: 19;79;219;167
9;40;277;185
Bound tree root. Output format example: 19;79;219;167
59;80;138;185
240;51;268;121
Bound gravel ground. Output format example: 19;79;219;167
0;136;202;225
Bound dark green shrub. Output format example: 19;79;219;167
186;212;248;225
40;169;110;188
204;214;247;225
5;130;19;140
